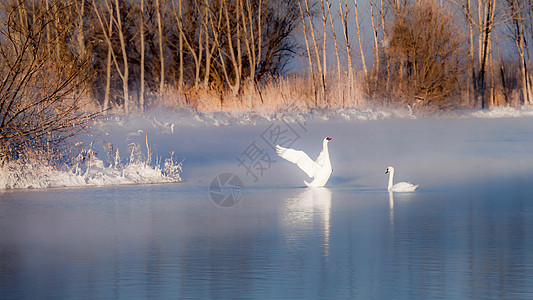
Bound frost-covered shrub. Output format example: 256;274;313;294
0;142;182;190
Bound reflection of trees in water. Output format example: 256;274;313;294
280;188;332;256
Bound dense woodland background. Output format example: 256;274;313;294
1;0;533;159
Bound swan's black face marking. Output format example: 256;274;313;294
326;137;332;141
385;169;389;174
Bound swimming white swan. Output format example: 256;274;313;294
276;137;332;187
385;166;418;192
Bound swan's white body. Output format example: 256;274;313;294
276;137;332;187
386;166;418;192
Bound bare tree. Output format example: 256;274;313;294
476;0;494;108
139;0;146;111
75;0;86;56
370;0;381;82
354;0;369;78
456;0;505;108
0;3;97;160
201;0;215;90
303;0;326;104
386;0;466;107
93;0;130;113
338;0;356;105
380;0;391;91
298;0;317;105
113;0;130;112
103;5;114;112
176;0;184;93
506;0;532;105
241;0;263;85
320;0;328;83
239;0;263;108
172;0;204;90
220;0;243;96
155;0;165;97
326;0;341;82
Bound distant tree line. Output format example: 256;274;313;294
1;0;533;119
1;0;301;114
301;0;533;110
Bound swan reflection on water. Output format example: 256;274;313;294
280;187;332;256
388;191;417;229
389;191;394;226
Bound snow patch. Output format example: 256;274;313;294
94;107;417;134
460;106;533;119
0;146;182;190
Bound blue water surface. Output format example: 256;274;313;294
1;178;532;299
2;117;533;299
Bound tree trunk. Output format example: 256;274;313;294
370;0;380;83
380;0;391;92
104;12;114;112
354;0;368;78
178;0;184;94
326;0;341;97
156;0;165;97
495;35;509;105
298;0;317;106
76;0;86;56
93;0;116;112
477;0;493;109
516;8;531;104
320;0;328;84
140;0;145;111
202;0;214;89
222;0;242;96
467;0;475;107
45;0;51;55
304;0;325;106
113;0;130;113
172;0;203;90
339;1;355;105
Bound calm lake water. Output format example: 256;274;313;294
2;117;533;299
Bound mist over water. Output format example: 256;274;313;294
2;116;533;298
134;116;533;190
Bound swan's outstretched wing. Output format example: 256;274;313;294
276;145;319;178
315;149;326;167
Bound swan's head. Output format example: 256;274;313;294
385;166;394;174
325;136;332;142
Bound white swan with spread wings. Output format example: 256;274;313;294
276;137;332;187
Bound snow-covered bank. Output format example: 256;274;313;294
94;107;416;132
0;145;182;190
94;105;533;134
458;106;533;119
3;105;533;190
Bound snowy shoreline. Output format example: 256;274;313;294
2;106;533;191
96;105;533;132
0;153;182;190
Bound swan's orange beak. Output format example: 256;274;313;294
385;169;389;174
326;137;331;141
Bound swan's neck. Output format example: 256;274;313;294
323;141;330;163
388;169;394;189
